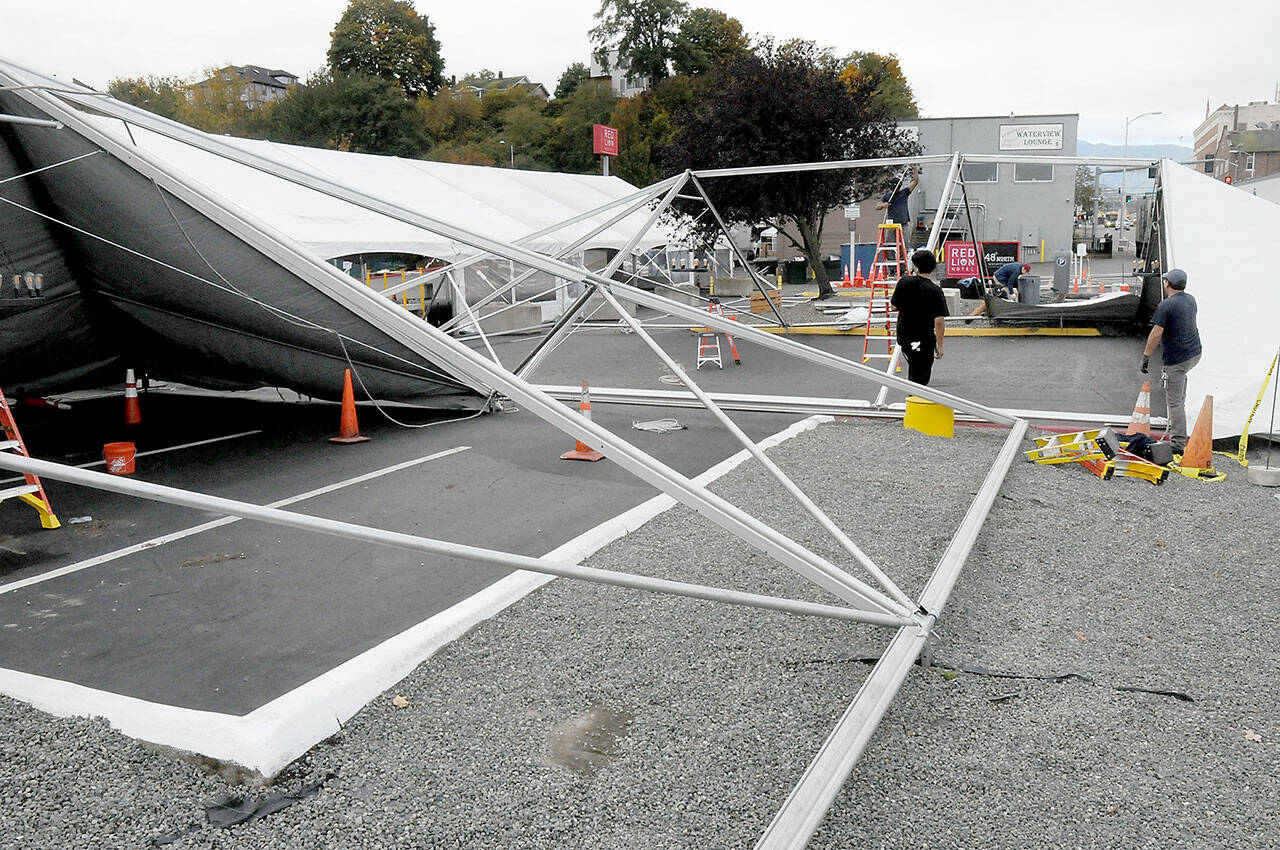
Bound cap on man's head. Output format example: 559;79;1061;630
1021;263;1031;272
1162;268;1188;289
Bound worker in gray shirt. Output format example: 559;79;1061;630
1142;268;1202;453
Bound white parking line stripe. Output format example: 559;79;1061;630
0;418;824;779
0;430;264;486
0;445;470;595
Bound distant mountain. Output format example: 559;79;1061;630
1077;141;1193;161
1076;141;1194;194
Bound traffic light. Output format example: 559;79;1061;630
1125;194;1132;203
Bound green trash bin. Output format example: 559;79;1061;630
783;259;808;285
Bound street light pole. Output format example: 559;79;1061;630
1121;110;1161;251
499;140;515;167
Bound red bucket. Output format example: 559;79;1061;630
103;442;136;475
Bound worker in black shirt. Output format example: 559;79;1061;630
890;248;948;385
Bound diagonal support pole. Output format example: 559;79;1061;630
593;284;917;617
688;174;788;328
0;452;910;628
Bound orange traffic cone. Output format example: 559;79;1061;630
330;369;370;444
853;261;864;287
1126;380;1151;437
841;264;851;287
561;380;604;462
1181;395;1214;469
124;369;142;426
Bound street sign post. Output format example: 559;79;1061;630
593;124;619;176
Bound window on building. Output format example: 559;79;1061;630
960;162;997;183
1247;153;1256;176
1204;154;1214;174
1013;163;1054;182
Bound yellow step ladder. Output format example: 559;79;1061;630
0;390;60;529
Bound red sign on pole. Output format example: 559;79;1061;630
944;240;980;278
592;124;619;157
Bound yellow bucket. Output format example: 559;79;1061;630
904;395;954;438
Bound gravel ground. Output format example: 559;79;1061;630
2;420;1277;849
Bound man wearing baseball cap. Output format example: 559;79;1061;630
1141;268;1201;452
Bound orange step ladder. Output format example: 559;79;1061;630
861;279;896;365
0;390;60;529
869;223;907;283
861;225;907;365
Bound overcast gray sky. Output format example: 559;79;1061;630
5;0;1277;148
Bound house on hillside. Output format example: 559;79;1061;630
589;50;648;98
190;65;298;108
454;71;549;101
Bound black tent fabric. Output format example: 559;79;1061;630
0;87;482;408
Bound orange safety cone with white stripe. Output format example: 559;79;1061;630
124;369;142;426
1126;380;1152;437
561;380;604;462
841;264;851;287
853;260;865;287
330;369;370;444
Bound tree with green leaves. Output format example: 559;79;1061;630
106;75;189;121
541;80;618;173
328;0;444;99
1074;165;1098;213
590;0;688;84
554;62;592;99
672;8;749;76
607;74;704;187
663;40;919;298
261;70;432;157
839;51;918;119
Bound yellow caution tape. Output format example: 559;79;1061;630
1236;348;1280;467
1168;459;1227;482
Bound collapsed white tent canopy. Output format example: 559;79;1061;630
1161;158;1280;439
83;114;676;262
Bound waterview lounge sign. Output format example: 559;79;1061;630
998;123;1064;151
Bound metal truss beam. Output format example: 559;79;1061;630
0;453;908;629
755;419;1028;849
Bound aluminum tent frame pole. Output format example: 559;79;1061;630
691;154;954;180
432;185;675;330
611;283;1017;427
924;152;963;253
594;284;917;614
755;419;1029;850
385;175;682;300
516;172;691;380
0;453;906;628
445;270;501;365
959;154;1160;168
688;174;787;327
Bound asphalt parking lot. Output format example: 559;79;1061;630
0;323;1148;736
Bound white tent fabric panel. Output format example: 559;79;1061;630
84;115;674;262
1161;159;1280;439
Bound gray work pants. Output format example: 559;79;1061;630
1163;354;1201;444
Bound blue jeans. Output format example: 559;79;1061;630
1163;354;1201;445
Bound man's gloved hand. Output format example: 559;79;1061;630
1141;355;1149;374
